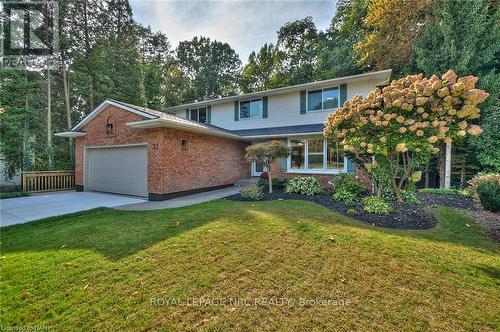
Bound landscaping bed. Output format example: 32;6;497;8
227;189;480;230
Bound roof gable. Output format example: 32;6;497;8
71;100;158;131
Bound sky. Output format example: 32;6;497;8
130;0;336;62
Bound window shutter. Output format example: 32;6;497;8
234;101;239;121
207;105;211;124
300;91;306;114
339;84;347;107
346;158;355;173
262;97;268;118
280;138;287;172
185;109;189;119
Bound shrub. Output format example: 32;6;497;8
332;190;358;207
0;192;28;199
258;178;287;190
330;173;365;196
419;188;464;196
324;70;489;202
466;173;500;198
401;190;421;204
362;196;393;215
240;185;263;201
347;208;357;216
285;176;323;195
477;181;500;212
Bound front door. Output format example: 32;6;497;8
251;161;265;177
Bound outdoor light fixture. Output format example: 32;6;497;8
182;140;188;150
106;123;113;134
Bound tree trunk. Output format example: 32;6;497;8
267;163;273;194
439;144;446;188
47;57;54;170
444;142;451;189
460;159;466;189
424;161;430;188
83;0;94;111
61;52;74;165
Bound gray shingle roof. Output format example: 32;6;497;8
231;124;324;137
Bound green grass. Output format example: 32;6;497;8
1;200;498;330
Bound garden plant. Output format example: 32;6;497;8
324;70;489;202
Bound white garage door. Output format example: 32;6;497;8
85;145;148;197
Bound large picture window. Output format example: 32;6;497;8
189;107;207;123
307;87;339;112
240;99;262;119
307;139;324;169
288;137;346;173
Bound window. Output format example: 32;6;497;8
307;139;324;170
327;138;344;171
106;117;114;134
288;137;346;173
189;107;207;123
240;99;262;119
307;87;339;112
290;139;305;170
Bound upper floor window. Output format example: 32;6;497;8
307;87;339;112
190;107;207;123
106;116;114;134
240;99;262;119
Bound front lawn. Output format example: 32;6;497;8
0;200;498;330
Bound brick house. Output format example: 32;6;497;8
56;70;391;200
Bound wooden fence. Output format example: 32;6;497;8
21;171;75;193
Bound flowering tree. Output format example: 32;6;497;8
244;141;290;193
324;70;489;202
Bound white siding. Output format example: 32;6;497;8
175;79;377;130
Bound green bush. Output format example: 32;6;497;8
362;196;393;215
285;177;323;195
401;190;421;205
257;178;287;190
332;190;358;207
477;182;500;212
240;185;264;201
346;208;357;216
330;173;365;196
0;192;29;199
419;188;464;196
330;174;365;206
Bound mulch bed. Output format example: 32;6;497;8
226;189;481;230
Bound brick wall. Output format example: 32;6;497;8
75;105;250;196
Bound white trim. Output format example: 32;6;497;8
54;131;86;137
72;100;157;131
165;69;392;112
286;137;347;174
306;86;339;113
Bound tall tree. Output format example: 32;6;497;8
413;0;500;175
176;36;241;102
355;0;431;75
240;43;283;93
316;0;368;80
276;17;321;85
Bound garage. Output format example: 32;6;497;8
85;145;148;197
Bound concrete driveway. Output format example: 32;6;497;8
0;191;145;227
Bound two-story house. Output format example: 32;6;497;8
56;69;391;200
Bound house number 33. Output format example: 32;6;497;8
152;143;159;150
